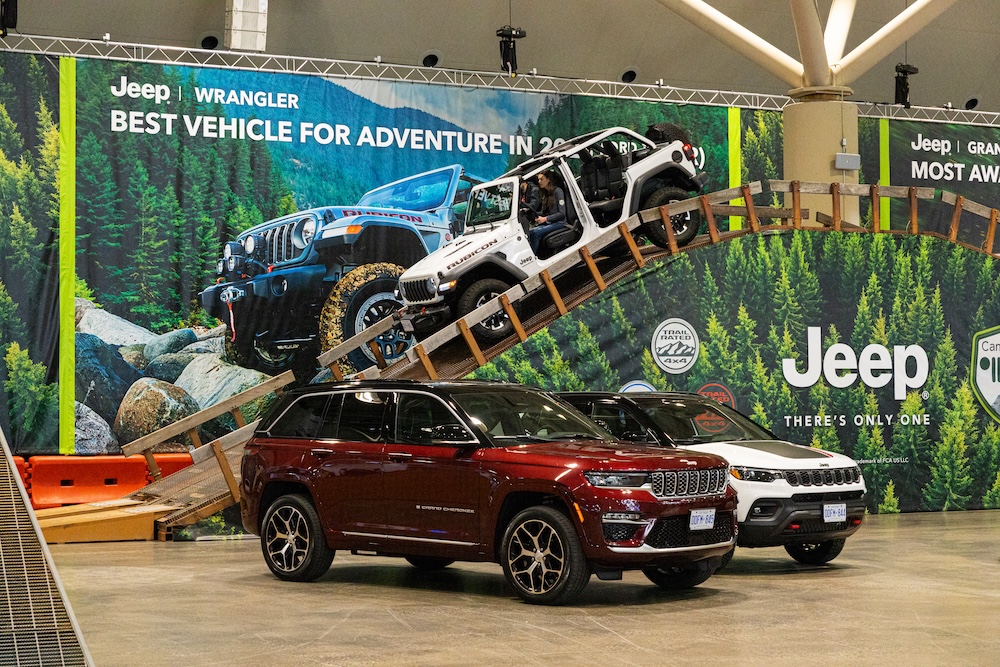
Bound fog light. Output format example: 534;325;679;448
602;512;642;522
272;277;288;296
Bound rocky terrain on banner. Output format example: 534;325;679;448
73;298;279;455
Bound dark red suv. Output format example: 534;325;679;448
240;380;736;605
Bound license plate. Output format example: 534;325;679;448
689;508;716;531
401;318;414;332
823;503;847;523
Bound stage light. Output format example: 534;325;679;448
895;63;918;108
497;25;526;77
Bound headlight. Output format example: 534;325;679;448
425;276;437;293
584;471;649;488
293;217;317;249
243;234;257;255
227;256;236;271
730;467;782;483
217;259;225;275
223;244;232;259
224;241;244;259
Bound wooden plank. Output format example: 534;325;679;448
701;195;720;243
831;182;841;231
791;181;801;229
710;205;809;219
457;320;487;366
187;428;203;449
658;204;680;254
143;450;162;481
368;339;388;369
316;314;396;368
987;209;998;254
212;439;241;503
34;498;143;520
942;189;993;219
909;187;919;235
870;184;881;232
638;181;763;224
40;508;165;544
230;407;246;429
540;270;567;315
771;180;935;199
741;184;760;232
121;370;292;457
327;363;344;381
414;344;439;380
578;246;607;291
949;195;964;242
187;422;258;466
617;222;645;268
500;294;527;342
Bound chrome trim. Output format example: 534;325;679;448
342;531;477;547
608;537;735;554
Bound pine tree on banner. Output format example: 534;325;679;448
122;164;173;331
641;349;673;392
575;321;619;391
856;391;890;512
971;423;1000;507
890;391;931;510
2;342;57;454
923;384;976;510
878;480;901;514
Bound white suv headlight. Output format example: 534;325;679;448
730;467;783;483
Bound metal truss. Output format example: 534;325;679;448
2;33;1000;127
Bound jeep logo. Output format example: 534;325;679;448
782;327;928;400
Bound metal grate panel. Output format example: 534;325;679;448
0;429;93;667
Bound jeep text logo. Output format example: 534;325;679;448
782;327;928;400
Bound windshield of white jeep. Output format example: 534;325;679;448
465;181;514;228
356;168;454;211
633;397;773;444
452;388;612;444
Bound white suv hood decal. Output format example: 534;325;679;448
683;440;859;470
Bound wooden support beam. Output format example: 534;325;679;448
741;184;760;232
230;407;246;429
211;439;241;503
988;209;999;255
701;195;720;243
791;180;801;229
500;294;527;342
540;270;567;316
327;363;344;381
457;320;487;367
414;344;439;380
909;187;919;235
187;428;203;449
578;246;606;291
143;451;162;481
950;195;964;242
657;204;680;254
368;339;387;369
617;222;645;268
870;184;881;231
710;206;809;220
830;182;841;231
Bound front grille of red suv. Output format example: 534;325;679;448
784;467;862;487
644;511;734;549
650;467;728;498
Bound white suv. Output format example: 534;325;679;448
397;126;707;341
560;392;867;568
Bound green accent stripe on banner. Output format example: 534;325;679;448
728;107;742;231
879;117;890;230
59;57;76;455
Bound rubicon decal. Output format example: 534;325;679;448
446;238;499;271
971;325;1000;423
782;327;928;400
651;318;699;374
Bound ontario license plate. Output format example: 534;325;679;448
823;503;847;523
689;508;716;531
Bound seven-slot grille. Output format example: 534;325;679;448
247;217;308;266
400;278;435;303
649;467;728;498
785;467;862;487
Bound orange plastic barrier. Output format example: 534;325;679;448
150;453;194;480
12;456;28;490
29;456;151;507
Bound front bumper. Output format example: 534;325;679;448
737;490;866;548
399;302;453;334
200;264;327;321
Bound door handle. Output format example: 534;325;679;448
310;448;334;458
387;452;413;462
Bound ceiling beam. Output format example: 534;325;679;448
824;0;856;63
789;0;830;87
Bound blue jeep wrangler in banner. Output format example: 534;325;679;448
200;164;483;374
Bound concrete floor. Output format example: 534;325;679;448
49;511;1000;667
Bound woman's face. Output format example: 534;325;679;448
538;173;551;190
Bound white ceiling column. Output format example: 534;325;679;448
225;0;267;52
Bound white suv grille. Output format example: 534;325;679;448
785;467;862;487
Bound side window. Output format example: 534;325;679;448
316;393;344;439
592;403;648;441
394;393;472;445
268;394;331;439
336;391;390;442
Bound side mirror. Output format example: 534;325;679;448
430;424;476;445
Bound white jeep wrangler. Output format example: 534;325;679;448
397;125;707;340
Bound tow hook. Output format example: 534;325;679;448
220;286;246;304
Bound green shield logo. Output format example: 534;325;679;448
971;325;1000;423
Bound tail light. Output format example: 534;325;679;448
682;143;696;161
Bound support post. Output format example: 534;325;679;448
617;222;645;268
230;407;246;429
187;429;203;449
909;187;919;234
791;181;802;229
949;196;964;242
414;344;439;380
143;451;162;481
657;205;680;254
500;294;527;342
540;270;567;315
457;320;487;366
211;439;240;502
578;247;607;291
741;184;760;232
870;184;881;232
987;209;998;255
368;340;387;369
327;363;344;382
701;195;720;243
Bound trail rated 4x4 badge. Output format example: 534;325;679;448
651;318;699;374
972;325;1000;423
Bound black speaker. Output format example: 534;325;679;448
1;0;17;35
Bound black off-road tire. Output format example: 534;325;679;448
457;278;514;342
318;263;411;374
260;494;334;582
501;506;590;605
404;556;456;571
224;328;308;376
640;186;700;248
642;561;715;590
645;122;692;145
784;538;846;565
